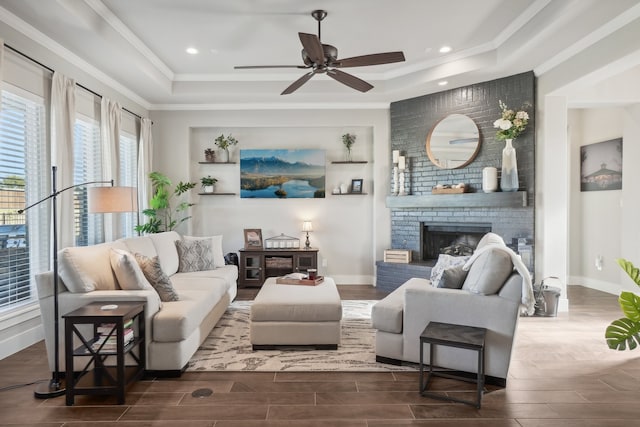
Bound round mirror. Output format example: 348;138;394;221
426;114;480;169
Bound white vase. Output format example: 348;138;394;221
204;185;214;193
482;167;498;193
500;139;519;192
219;149;229;163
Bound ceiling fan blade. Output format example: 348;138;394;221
235;65;308;69
299;32;325;64
281;71;315;95
327;69;374;92
334;51;406;68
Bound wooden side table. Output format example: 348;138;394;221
419;321;486;408
63;302;145;405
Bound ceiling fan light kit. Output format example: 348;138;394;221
234;10;405;95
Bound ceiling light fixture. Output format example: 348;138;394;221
439;46;452;53
438;81;448;86
186;47;199;55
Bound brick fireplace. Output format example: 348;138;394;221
377;72;535;292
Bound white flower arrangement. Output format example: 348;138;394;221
493;100;530;141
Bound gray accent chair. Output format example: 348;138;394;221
372;249;523;387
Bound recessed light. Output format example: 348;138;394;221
439;46;452;53
438;81;448;86
186;47;199;55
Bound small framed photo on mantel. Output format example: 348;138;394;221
243;229;263;249
351;179;363;194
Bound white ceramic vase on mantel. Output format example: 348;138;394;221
500;139;519;192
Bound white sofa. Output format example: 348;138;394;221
36;231;238;376
372;235;532;386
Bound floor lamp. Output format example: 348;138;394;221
18;166;137;399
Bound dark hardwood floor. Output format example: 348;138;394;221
1;285;639;426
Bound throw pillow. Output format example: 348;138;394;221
58;243;119;292
429;254;470;288
184;235;225;268
437;265;469;289
109;248;152;290
462;248;513;295
175;239;214;272
134;253;179;302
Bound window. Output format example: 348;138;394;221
118;131;138;238
73;116;103;246
0;88;48;312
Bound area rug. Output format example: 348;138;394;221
187;300;416;372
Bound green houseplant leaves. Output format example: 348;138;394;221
135;171;196;234
605;259;640;350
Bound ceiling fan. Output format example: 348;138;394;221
234;10;406;95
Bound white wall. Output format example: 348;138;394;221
149;108;392;284
568;106;640;294
536;15;640;310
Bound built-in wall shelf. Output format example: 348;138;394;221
198;192;236;196
331;161;368;164
386;191;527;209
198;161;237;165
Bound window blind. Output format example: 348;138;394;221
0;89;47;312
118;131;138;238
73;116;103;246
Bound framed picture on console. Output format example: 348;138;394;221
351;179;363;194
244;229;263;249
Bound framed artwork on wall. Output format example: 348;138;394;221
244;229;263;249
580;138;623;192
351;179;363;194
240;149;325;198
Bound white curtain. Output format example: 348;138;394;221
50;72;76;250
137;117;153;220
100;97;121;242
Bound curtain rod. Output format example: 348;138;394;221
5;44;145;122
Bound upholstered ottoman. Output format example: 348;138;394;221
250;277;342;349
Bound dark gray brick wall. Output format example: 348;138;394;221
380;72;536;291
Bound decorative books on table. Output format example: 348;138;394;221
89;319;134;352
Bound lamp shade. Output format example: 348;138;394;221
302;221;313;232
88;186;138;213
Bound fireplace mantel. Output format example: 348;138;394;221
386;191;527;209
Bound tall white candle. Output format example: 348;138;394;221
392;150;399;164
398;156;406;170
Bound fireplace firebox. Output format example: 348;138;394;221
420;223;492;261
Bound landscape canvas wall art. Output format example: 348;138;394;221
240;149;325;198
580;138;623;192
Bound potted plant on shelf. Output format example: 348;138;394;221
204;148;216;162
200;175;218;193
214;134;238;163
342;133;356;162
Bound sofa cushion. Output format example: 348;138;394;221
437;265;468;289
184;235;225;268
58;242;122;292
109;248;152;290
134;253;180;302
148;231;181;276
462;248;513;295
120;235;157;259
175;239;214;272
430;254;470;288
152;286;228;342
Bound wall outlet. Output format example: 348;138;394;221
595;255;603;271
322;259;328;267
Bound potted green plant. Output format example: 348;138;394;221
204;148;216;162
342;133;356;162
214;134;238;163
200;175;218;193
605;258;640;350
135;171;196;234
